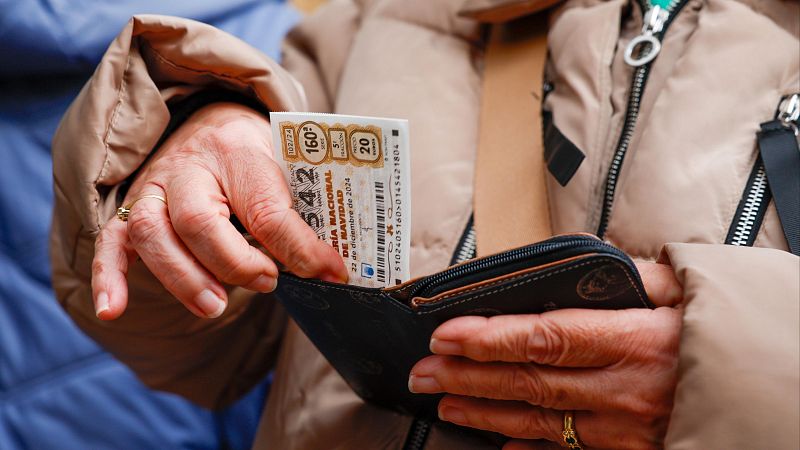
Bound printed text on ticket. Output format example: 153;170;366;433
270;112;411;288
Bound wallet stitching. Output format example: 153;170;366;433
417;258;647;315
427;256;618;302
282;258;646;316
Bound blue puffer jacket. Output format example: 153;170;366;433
0;2;299;448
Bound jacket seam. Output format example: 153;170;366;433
587;4;620;232
94;42;134;232
0;352;115;404
142;42;271;107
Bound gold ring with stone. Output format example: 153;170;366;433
562;411;584;449
116;195;167;221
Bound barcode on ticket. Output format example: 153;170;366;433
375;181;387;284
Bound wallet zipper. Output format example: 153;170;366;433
403;236;633;448
409;236;630;299
597;0;689;238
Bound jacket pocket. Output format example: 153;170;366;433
541;0;626;232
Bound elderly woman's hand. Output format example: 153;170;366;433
409;261;683;450
91;102;348;320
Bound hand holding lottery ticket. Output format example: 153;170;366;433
270;112;411;288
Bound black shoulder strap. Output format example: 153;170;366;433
758;117;800;256
726;94;800;256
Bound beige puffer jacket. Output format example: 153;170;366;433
51;0;799;448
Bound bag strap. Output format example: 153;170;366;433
473;14;552;257
725;94;800;256
757;98;800;256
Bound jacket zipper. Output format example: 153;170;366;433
596;0;690;238
402;218;478;450
726;93;800;247
450;217;477;266
406;3;690;442
402;419;432;450
725;161;770;247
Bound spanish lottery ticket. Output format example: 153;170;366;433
270;112;411;288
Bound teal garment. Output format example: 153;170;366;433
0;1;298;449
650;0;676;9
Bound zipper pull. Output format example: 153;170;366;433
624;5;670;67
777;93;800;135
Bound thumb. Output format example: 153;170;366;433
635;260;683;307
228;155;348;283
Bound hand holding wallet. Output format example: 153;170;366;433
275;234;651;420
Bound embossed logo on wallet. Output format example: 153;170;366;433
576;265;631;301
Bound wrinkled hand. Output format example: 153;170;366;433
91;103;347;320
409;261;683;450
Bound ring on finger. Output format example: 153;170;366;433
117;194;167;221
562;411;584;449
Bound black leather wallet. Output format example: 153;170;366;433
275;234;652;420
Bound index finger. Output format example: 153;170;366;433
429;308;674;367
168;170;279;292
225;155;348;283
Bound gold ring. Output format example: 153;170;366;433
116;194;167;221
562;411;584;449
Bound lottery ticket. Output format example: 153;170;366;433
270;112;411;288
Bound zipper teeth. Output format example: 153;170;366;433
597;0;689;238
597;66;647;238
454;226;477;264
730;164;768;246
413;238;622;298
403;420;431;450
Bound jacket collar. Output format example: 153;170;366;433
458;0;564;23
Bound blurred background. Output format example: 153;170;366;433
0;1;321;448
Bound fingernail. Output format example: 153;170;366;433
667;282;683;305
196;289;226;318
430;339;462;355
408;375;442;393
250;275;277;293
96;291;110;318
439;405;467;424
